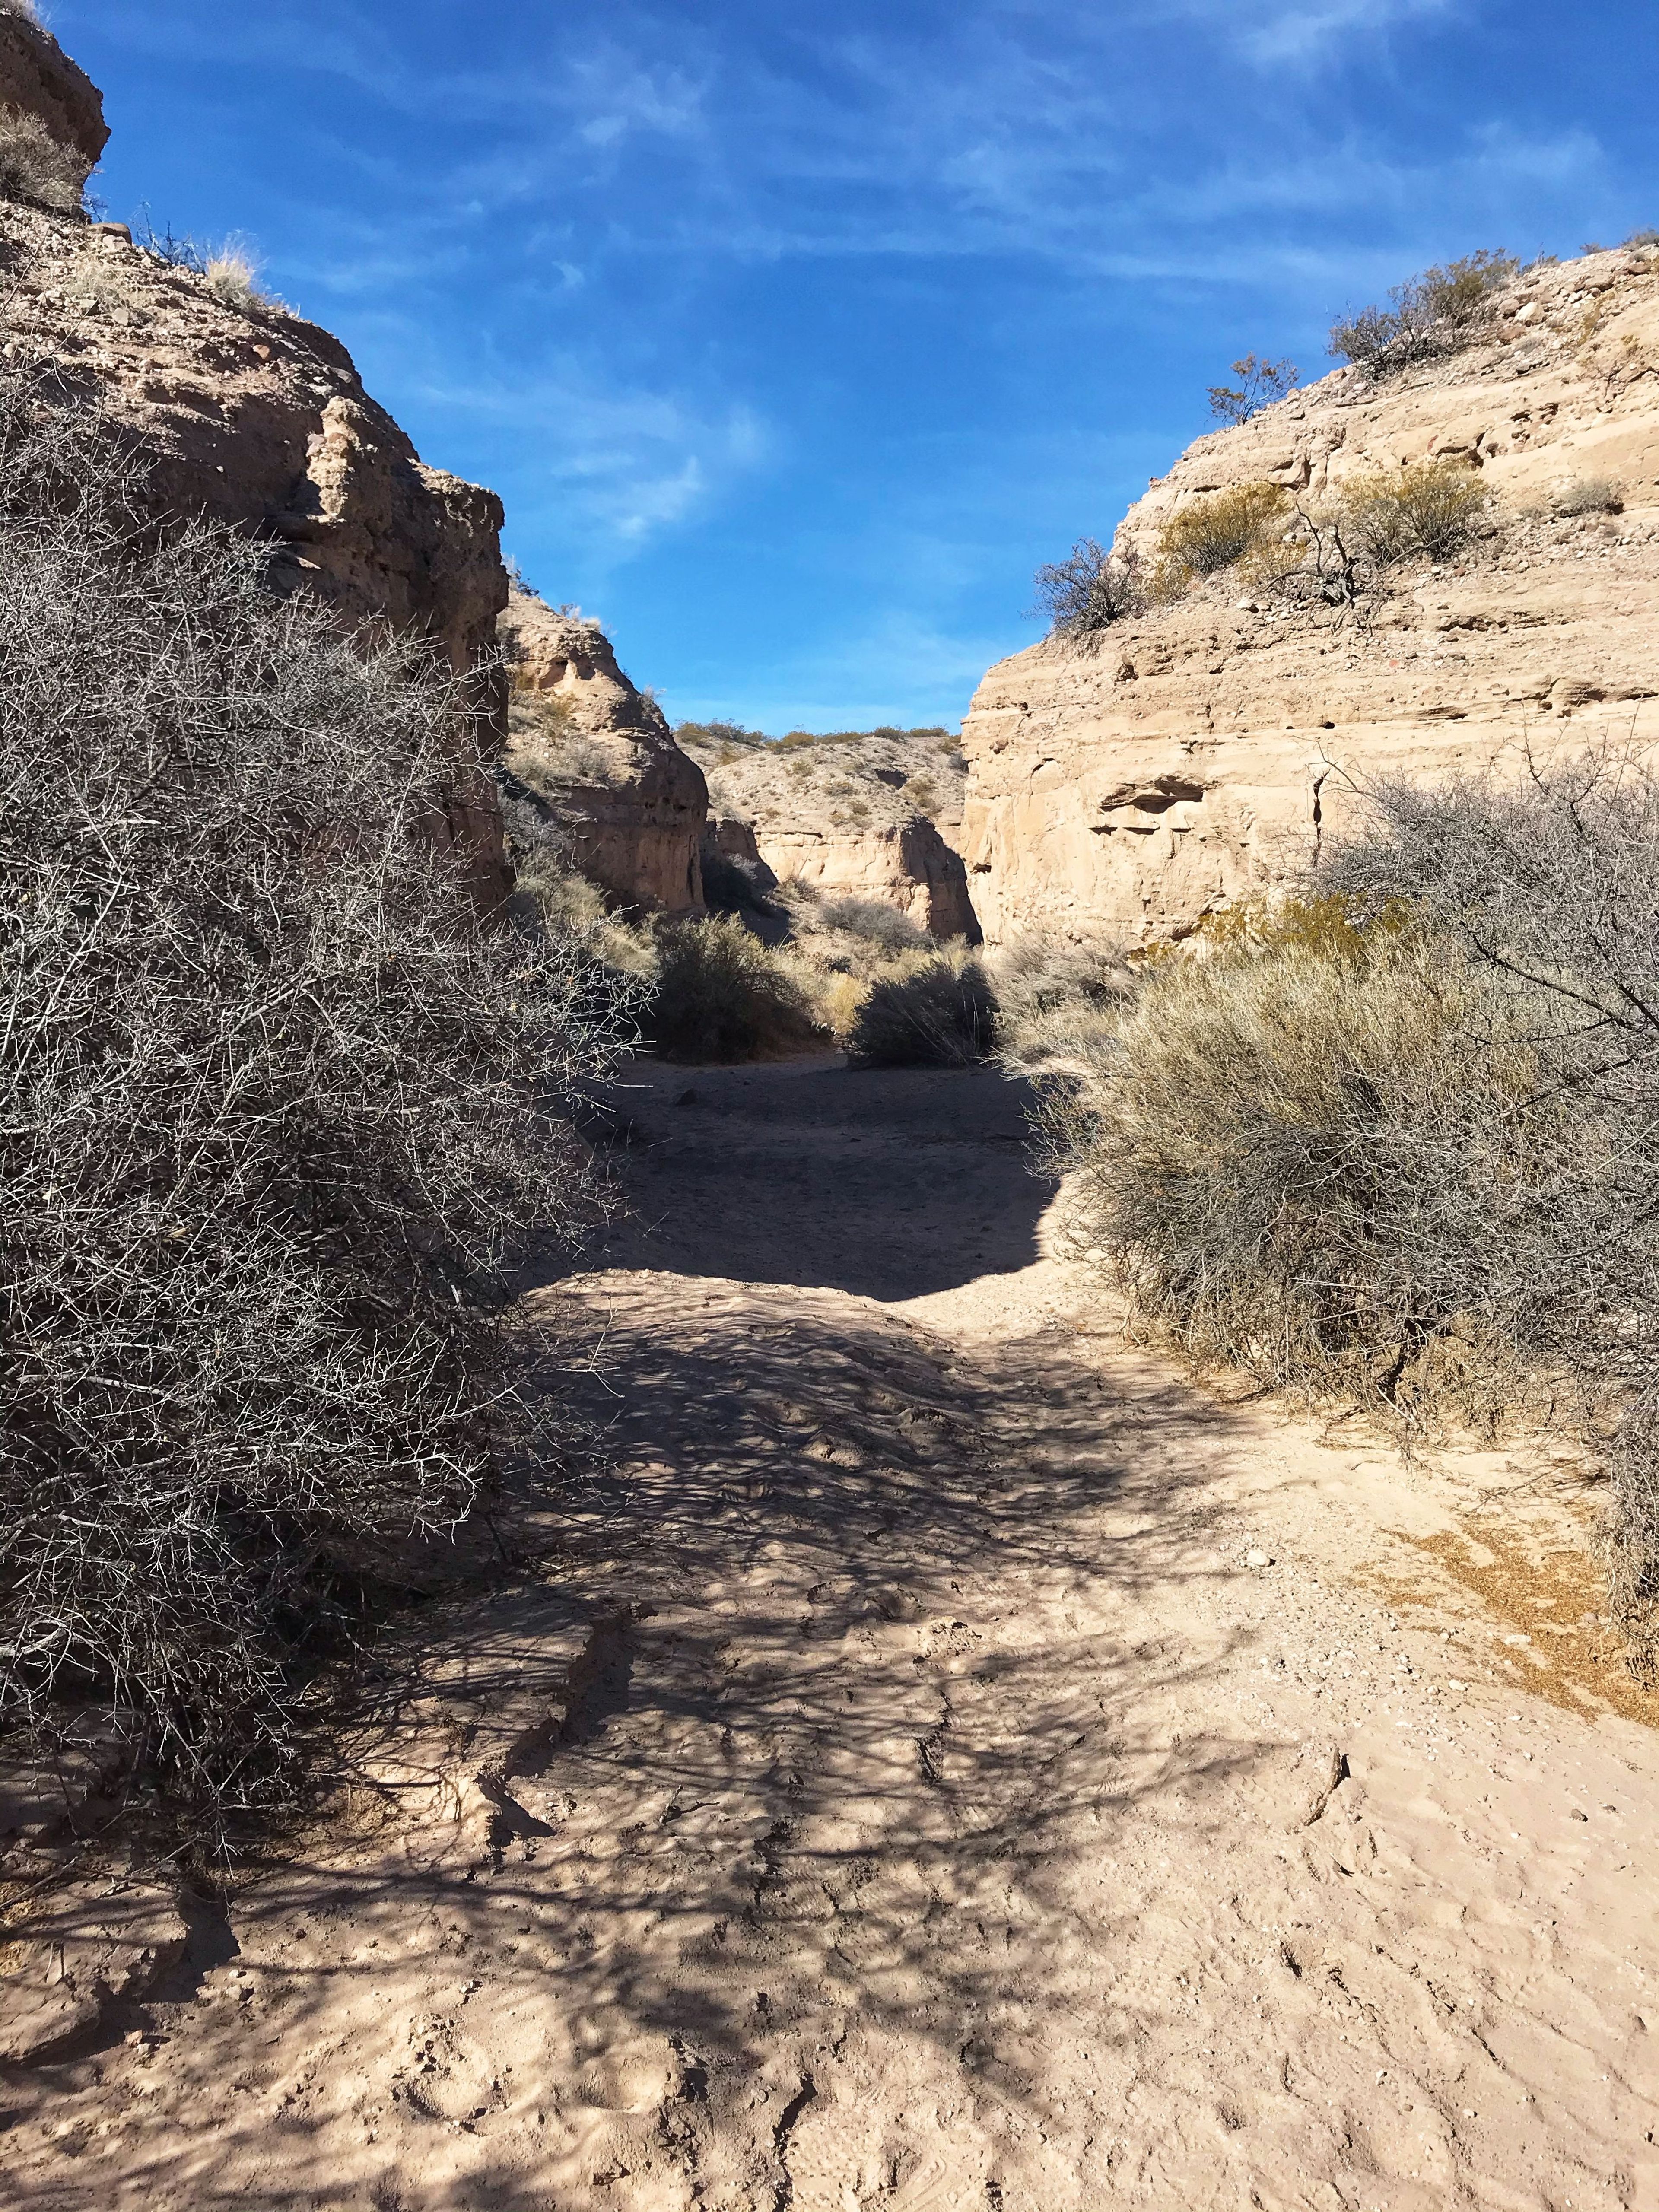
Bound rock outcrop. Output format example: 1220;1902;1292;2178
0;6;108;192
683;728;980;941
962;244;1659;945
500;588;708;914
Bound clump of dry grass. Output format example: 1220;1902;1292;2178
0;103;83;214
202;242;283;314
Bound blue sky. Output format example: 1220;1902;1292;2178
53;0;1658;731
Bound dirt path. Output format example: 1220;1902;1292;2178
6;1058;1659;2210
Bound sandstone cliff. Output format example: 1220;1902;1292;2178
683;727;980;941
0;6;107;191
962;243;1659;945
500;588;709;915
0;19;511;895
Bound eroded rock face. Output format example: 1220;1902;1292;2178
501;589;708;914
686;729;980;941
0;201;512;898
963;245;1659;945
0;9;108;190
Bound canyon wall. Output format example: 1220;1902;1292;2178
500;589;709;915
687;729;980;941
0;21;512;896
962;244;1659;945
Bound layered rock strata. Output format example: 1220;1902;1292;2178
686;728;979;941
501;588;709;914
963;244;1659;944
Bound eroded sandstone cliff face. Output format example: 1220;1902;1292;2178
684;728;979;941
500;589;709;915
0;19;512;895
963;244;1659;945
0;7;108;190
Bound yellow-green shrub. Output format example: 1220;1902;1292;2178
1152;482;1288;599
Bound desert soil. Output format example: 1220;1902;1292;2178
5;1055;1659;2211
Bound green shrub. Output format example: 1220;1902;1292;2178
646;917;824;1062
1152;482;1287;598
0;368;632;1819
849;950;997;1067
0;103;83;214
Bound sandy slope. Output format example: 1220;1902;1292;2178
4;1058;1658;2211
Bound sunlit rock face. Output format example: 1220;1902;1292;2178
963;245;1659;945
501;590;710;915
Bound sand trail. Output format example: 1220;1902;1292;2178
3;1058;1657;2210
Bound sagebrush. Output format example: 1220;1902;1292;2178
645;917;824;1062
0;369;632;1818
849;950;997;1068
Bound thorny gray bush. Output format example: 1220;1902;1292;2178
0;369;633;1819
1325;752;1659;1654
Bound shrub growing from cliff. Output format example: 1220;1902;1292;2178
1345;459;1491;564
1031;537;1143;638
1207;354;1299;426
1151;483;1288;599
0;104;84;214
0;369;632;1820
1329;250;1518;375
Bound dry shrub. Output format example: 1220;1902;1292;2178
1554;476;1624;518
1031;537;1143;638
1324;753;1659;1656
992;932;1134;1072
1207;353;1299;426
646;917;824;1062
0;104;83;214
849;947;997;1068
817;895;930;953
1042;901;1573;1428
0;368;633;1821
1330;249;1518;375
1345;459;1490;564
1152;482;1287;599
